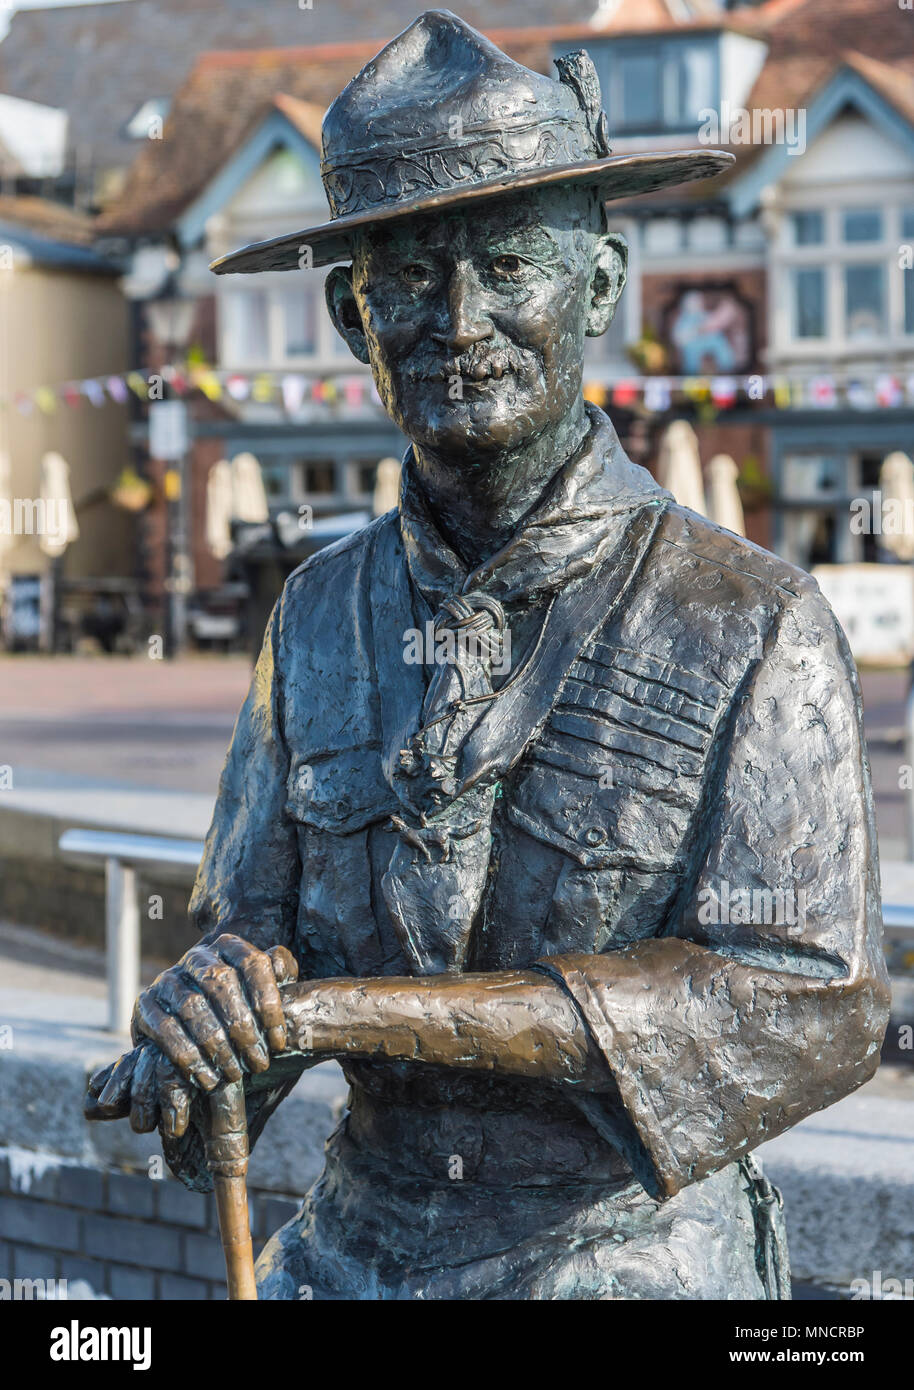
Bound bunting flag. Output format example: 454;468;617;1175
126;372;148;400
5;362;914;419
808;377;837;408
710;377;737;408
643;378;672;413
682;378;711;404
251;373;274;404
611;380;639;407
847;379;875;410
876;374;903;408
81;378;106;407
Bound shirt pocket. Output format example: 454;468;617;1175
505;734;703;874
284;746;399;975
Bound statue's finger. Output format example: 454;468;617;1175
86;1060;116;1102
92;1047;141;1118
216;935;287;1053
267;944;299;985
132;991;220;1092
156;1054;192;1140
129;1044;161;1133
154;973;243;1083
181;946;269;1074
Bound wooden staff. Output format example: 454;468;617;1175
204;1077;257;1300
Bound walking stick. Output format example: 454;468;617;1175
204;1076;257;1300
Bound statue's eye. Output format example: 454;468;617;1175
400;263;430;285
491;254;524;277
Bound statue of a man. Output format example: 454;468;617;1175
87;11;889;1300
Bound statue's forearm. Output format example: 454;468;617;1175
281;970;608;1085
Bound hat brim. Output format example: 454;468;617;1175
209;148;734;274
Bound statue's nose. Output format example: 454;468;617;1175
431;261;494;353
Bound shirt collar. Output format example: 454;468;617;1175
398;403;670;612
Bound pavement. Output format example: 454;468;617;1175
0;655;247;837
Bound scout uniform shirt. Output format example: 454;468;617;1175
171;405;889;1300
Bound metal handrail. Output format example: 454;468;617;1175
881;903;914;931
59;828;204;867
59;828;204;1033
60;826;914;1036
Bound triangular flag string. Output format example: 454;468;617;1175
2;361;914;417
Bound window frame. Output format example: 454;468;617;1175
772;196;914;355
553;36;719;137
218;271;352;370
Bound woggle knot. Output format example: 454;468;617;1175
433;592;506;665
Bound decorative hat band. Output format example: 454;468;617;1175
321;116;600;219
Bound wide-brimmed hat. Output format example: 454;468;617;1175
211;9;733;275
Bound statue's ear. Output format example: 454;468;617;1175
325;265;370;364
586;231;627;338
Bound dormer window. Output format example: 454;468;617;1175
773;200;914;354
555;37;718;136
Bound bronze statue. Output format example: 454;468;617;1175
86;11;889;1300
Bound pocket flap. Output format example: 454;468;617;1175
507;753;694;872
285;745;398;834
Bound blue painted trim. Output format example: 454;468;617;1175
729;66;914;218
221;424;405;460
176;108;324;249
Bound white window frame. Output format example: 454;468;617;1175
218;270;357;370
770;192;914;361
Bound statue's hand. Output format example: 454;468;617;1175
129;934;299;1090
85;1041;195;1139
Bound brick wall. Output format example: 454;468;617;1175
0;1154;300;1300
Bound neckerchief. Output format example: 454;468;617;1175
381;404;670;974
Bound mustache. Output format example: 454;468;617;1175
406;343;538;383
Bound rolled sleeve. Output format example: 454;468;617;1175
539;580;890;1198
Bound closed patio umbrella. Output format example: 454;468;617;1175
657;420;707;516
373;457;401;516
707;453;745;537
206;458;234;560
231;452;269;524
879;451;914;562
39;450;79;556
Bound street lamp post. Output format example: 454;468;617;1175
146;263;196;656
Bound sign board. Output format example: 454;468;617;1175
148;400;189;461
812;563;914;666
3;574;43;647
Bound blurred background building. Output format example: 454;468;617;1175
0;0;910;652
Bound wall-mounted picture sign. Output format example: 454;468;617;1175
662;284;754;376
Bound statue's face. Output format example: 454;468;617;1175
327;186;626;462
